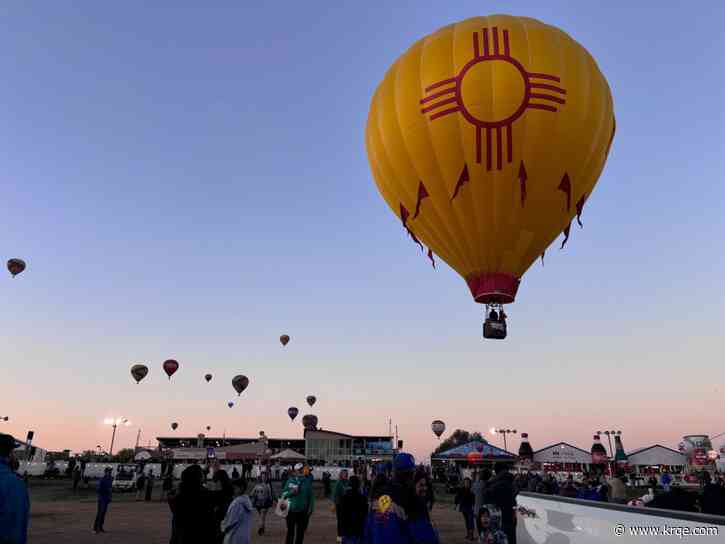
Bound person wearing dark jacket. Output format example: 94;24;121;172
409;471;440;544
455;477;476;541
647;485;698;512
145;470;156;501
338;476;367;543
483;463;517;544
0;434;29;544
169;465;215;544
212;469;235;543
364;452;418;544
94;467;114;533
699;473;725;516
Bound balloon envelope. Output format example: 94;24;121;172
288;407;299;421
7;259;26;277
171;422;178;431
366;15;615;306
163;360;179;379
206;426;211;431
280;334;290;346
302;414;318;430
467;452;484;465
232;375;249;396
431;420;446;438
130;364;149;384
228;401;234;408
204;374;212;383
306;395;316;407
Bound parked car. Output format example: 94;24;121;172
112;464;138;492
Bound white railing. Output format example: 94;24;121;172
516;492;724;543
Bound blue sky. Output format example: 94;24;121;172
1;2;724;459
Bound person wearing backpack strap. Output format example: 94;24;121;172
251;471;275;536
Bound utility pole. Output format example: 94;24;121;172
395;425;399;452
135;429;142;450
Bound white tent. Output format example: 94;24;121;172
626;445;685;469
533;442;592;465
270;449;306;461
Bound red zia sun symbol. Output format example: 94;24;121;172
420;27;566;171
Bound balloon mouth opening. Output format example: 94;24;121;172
467;273;520;304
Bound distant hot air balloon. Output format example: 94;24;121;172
7;259;26;278
130;364;149;384
280;334;290;346
302;414;318;430
306;395;316;407
163;359;179;380
206;426;211;431
366;15;615;337
288;407;299;421
232;375;249;396
228;401;234;408
171;422;178;431
205;374;212;383
431;420;446;439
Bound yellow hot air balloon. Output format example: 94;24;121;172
366;15;615;337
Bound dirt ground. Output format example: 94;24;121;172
27;480;472;543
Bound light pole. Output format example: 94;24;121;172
104;417;131;457
491;428;517;451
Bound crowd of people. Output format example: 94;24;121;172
515;468;725;515
4;429;725;543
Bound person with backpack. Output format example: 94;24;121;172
251;471;275;536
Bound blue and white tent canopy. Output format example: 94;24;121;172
433;441;515;460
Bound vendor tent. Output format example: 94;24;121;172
432;441;515;461
533;442;592;470
626;445;685;470
270;449;306;461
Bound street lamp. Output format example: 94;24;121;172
491;428;517;451
104;417;131;457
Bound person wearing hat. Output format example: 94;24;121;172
0;433;29;544
281;463;314;544
93;466;114;533
364;452;419;543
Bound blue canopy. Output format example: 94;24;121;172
433;440;515;459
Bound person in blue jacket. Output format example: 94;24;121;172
93;467;114;533
364;452;418;543
0;433;29;544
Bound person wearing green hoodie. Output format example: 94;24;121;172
332;469;350;543
282;463;314;544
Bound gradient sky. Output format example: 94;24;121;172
2;2;724;462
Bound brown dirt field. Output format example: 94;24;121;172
27;480;474;543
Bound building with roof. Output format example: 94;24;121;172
156;435;305;456
626;445;686;473
532;442;592;472
303;429;395;464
